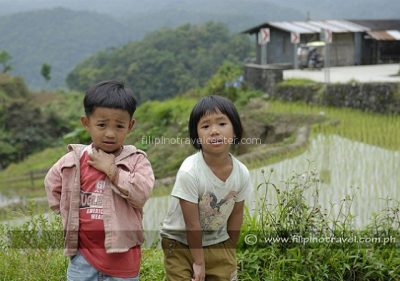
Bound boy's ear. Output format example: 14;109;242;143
80;116;89;130
128;119;136;131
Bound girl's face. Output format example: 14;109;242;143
81;107;135;153
197;110;234;156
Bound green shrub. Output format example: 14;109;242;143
238;164;400;280
0;73;29;98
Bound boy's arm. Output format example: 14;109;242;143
87;149;154;209
44;161;63;213
179;199;205;281
112;154;155;208
227;200;245;245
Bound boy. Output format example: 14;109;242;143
45;80;154;281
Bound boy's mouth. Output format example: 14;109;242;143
102;141;116;145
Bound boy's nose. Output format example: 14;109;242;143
105;129;115;138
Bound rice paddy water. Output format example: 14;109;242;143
143;133;399;245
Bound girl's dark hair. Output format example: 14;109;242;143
189;95;243;149
84;80;137;118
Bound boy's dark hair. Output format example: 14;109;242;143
84;80;137;118
189;95;243;149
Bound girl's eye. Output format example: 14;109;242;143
201;125;209;129
219;123;226;126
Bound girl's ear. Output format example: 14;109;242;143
80;116;89;130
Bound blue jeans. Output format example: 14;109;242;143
67;251;140;281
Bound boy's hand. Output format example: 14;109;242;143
87;148;115;174
191;262;205;281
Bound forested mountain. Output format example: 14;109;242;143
1;0;398;90
0;8;137;89
2;0;399;22
0;0;304;28
66;22;252;101
120;0;304;37
0;1;303;90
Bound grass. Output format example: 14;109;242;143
0;95;399;223
0;200;48;221
0;210;166;280
0;146;65;198
267;100;400;150
0;248;165;281
1;166;398;280
236;166;400;280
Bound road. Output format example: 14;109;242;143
284;63;400;83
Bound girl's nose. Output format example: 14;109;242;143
210;125;219;135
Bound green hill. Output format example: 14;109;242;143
0;1;304;91
66;22;252;101
1;0;399;91
120;0;304;36
0;0;304;32
0;8;137;90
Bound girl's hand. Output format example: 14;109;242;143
191;262;205;281
87;148;115;174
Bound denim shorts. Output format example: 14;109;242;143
67;251;140;281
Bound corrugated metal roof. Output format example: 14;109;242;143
305;21;344;33
242;20;370;34
301;20;368;33
387;30;400;40
350;20;400;30
325;20;369;32
291;21;321;33
268;21;314;34
367;30;400;40
241;19;400;41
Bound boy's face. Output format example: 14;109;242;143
81;107;135;153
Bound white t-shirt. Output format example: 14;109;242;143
160;151;250;246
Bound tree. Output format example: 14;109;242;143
0;50;12;73
0;100;69;166
66;22;252;101
40;63;51;82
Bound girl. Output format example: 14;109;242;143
160;95;250;281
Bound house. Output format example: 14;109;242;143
242;19;400;67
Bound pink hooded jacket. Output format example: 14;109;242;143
44;144;154;256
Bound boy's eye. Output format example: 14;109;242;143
117;125;125;129
97;123;105;128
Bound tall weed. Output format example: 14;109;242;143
238;164;400;280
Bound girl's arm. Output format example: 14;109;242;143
179;199;205;281
227;201;245;245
